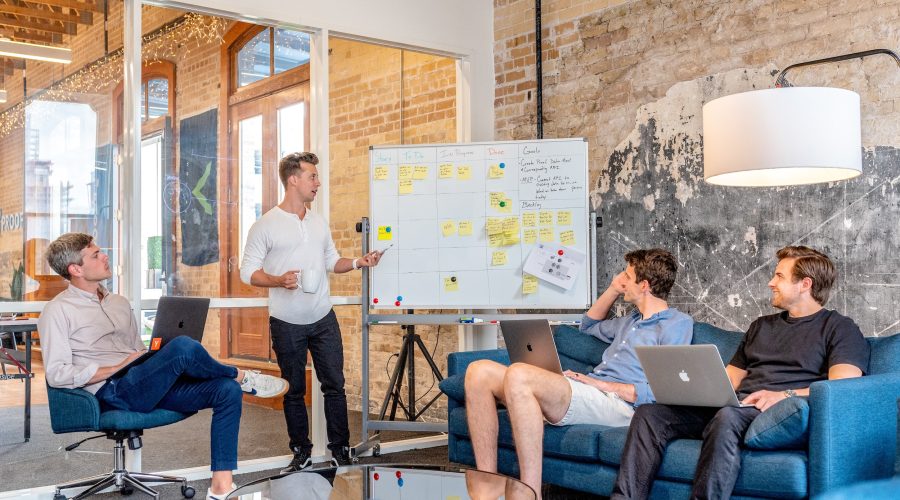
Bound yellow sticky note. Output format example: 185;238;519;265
491;250;507;266
399;165;413;180
488;233;503;247
377;226;393;241
523;228;537;244
489;164;504;178
458;220;473;236
374;166;389;180
439;163;454;178
489;192;503;208
441;220;457;237
560;230;576;245
540;227;554;242
399;178;413;194
557;211;572;225
413;165;429;180
457;165;471;180
444;276;459;292
486;217;503;235
539;211;554;225
502;232;520;246
502;216;520;233
523;274;538;294
522;211;537;227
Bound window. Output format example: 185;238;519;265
236;27;310;89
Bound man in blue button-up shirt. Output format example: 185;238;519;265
465;249;693;496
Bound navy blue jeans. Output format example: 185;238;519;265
270;310;349;454
612;403;761;499
95;336;242;471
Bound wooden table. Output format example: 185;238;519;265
0;318;38;442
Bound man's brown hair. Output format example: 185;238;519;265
278;152;319;187
624;248;678;300
46;232;94;280
775;245;836;305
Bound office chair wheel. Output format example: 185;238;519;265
182;485;196;498
120;486;134;496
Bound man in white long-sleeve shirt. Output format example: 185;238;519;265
240;152;381;471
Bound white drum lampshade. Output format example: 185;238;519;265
703;87;862;187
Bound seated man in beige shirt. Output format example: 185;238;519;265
38;232;288;500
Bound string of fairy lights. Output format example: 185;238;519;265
0;13;229;139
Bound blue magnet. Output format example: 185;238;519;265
499;162;506;169
397;296;403;301
386;227;391;233
398;478;404;487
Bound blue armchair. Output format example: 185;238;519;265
47;385;197;500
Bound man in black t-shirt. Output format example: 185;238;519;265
611;246;870;500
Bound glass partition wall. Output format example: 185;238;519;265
0;0;460;425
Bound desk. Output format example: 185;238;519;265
0;318;37;442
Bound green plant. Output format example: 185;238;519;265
147;236;162;270
9;261;24;300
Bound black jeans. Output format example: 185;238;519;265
270;310;349;454
611;404;760;500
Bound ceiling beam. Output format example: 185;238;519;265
0;15;75;35
0;25;62;44
0;3;92;25
23;0;101;13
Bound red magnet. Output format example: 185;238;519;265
373;473;380;480
373;298;379;304
558;250;564;256
395;471;403;478
395;300;401;306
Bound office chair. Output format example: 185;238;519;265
47;385;197;500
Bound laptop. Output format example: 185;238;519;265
109;296;211;379
635;345;754;408
499;319;563;374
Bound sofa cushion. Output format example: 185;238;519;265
554;325;608;373
438;373;466;403
744;397;810;450
691;322;744;362
868;334;900;375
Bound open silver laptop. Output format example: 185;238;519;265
635;345;754;407
499;319;563;375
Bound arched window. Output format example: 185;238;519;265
235;27;310;88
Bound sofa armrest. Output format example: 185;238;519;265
447;349;510;377
47;385;101;433
808;372;900;496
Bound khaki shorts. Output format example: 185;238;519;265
549;378;635;427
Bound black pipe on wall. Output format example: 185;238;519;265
535;0;543;139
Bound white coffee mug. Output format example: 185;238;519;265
300;266;322;293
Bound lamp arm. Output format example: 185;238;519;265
775;48;900;88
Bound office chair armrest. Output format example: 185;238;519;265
47;385;101;433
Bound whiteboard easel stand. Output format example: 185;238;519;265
352;215;599;458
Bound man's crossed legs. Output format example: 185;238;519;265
465;360;633;497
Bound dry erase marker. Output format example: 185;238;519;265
379;244;394;255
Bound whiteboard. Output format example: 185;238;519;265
369;139;591;309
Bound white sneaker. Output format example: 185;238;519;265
240;370;289;398
205;482;236;500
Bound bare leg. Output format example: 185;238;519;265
503;363;572;499
465;360;510;473
210;471;233;495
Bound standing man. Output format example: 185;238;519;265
464;249;694;496
39;233;288;500
612;246;870;499
240;152;382;471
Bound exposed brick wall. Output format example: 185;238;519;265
494;0;900;175
328;38;457;419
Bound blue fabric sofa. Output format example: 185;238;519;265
440;323;900;499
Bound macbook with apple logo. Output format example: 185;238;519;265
499;319;563;375
109;296;211;379
635;345;754;407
